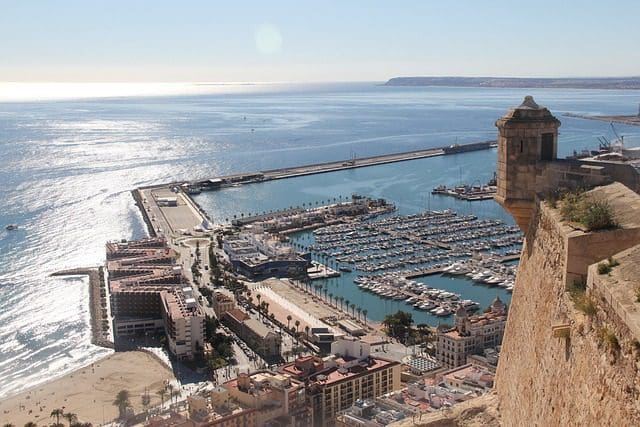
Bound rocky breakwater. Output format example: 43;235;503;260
495;182;640;426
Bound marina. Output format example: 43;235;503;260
285;208;522;321
431;173;498;201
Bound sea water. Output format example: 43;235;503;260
1;82;639;397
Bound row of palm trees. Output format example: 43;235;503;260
222;196;351;223
155;383;181;410
2;407;92;427
293;278;369;326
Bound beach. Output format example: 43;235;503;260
0;351;174;426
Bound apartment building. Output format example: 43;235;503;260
436;297;507;368
222;308;282;361
160;288;205;361
281;337;401;427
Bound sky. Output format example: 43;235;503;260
1;0;639;83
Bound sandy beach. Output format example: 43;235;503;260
0;351;174;426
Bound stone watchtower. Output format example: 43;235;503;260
495;96;561;230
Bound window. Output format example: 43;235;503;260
541;133;554;160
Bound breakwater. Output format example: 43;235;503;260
563;112;640;127
138;140;497;193
50;267;114;349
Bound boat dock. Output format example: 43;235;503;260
404;253;520;279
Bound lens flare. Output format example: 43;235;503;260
255;23;283;55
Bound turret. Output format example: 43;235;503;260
495;96;561;230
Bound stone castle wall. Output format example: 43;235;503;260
495;200;640;426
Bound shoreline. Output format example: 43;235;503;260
0;351;174;426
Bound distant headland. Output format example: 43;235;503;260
384;76;640;90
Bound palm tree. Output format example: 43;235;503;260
24;422;38;427
171;390;180;405
362;309;368;326
50;408;64;426
141;389;151;412
344;299;350;313
256;294;262;318
328;293;333;306
338;296;344;310
286;315;292;330
350;303;356;317
157;387;167;408
167;383;174;404
294;320;300;343
356;306;362;321
63;412;78;425
305;325;310;339
113;389;131;419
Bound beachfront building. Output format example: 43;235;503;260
107;238;206;360
222;308;282;361
212;291;235;317
280;337;401;427
160;288;206;361
436;297;507;368
223;231;310;281
107;238;183;337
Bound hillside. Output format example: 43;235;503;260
384;76;640;90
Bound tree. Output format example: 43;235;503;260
362;309;368;325
338;296;344;310
50;408;64;426
344;299;350;313
167;383;175;405
141;390;151;411
256;294;262;318
350;303;356;317
171;389;180;405
416;323;433;345
113;389;131;419
383;310;413;342
294;320;301;343
356;306;362;321
24;423;38;427
63;413;78;425
328;293;333;306
287;315;292;330
305;325;310;339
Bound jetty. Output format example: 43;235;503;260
138;140;497;193
563;112;640;127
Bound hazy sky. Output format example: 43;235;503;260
2;0;639;82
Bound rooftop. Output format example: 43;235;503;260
312;357;396;386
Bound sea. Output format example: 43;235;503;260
1;81;639;399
